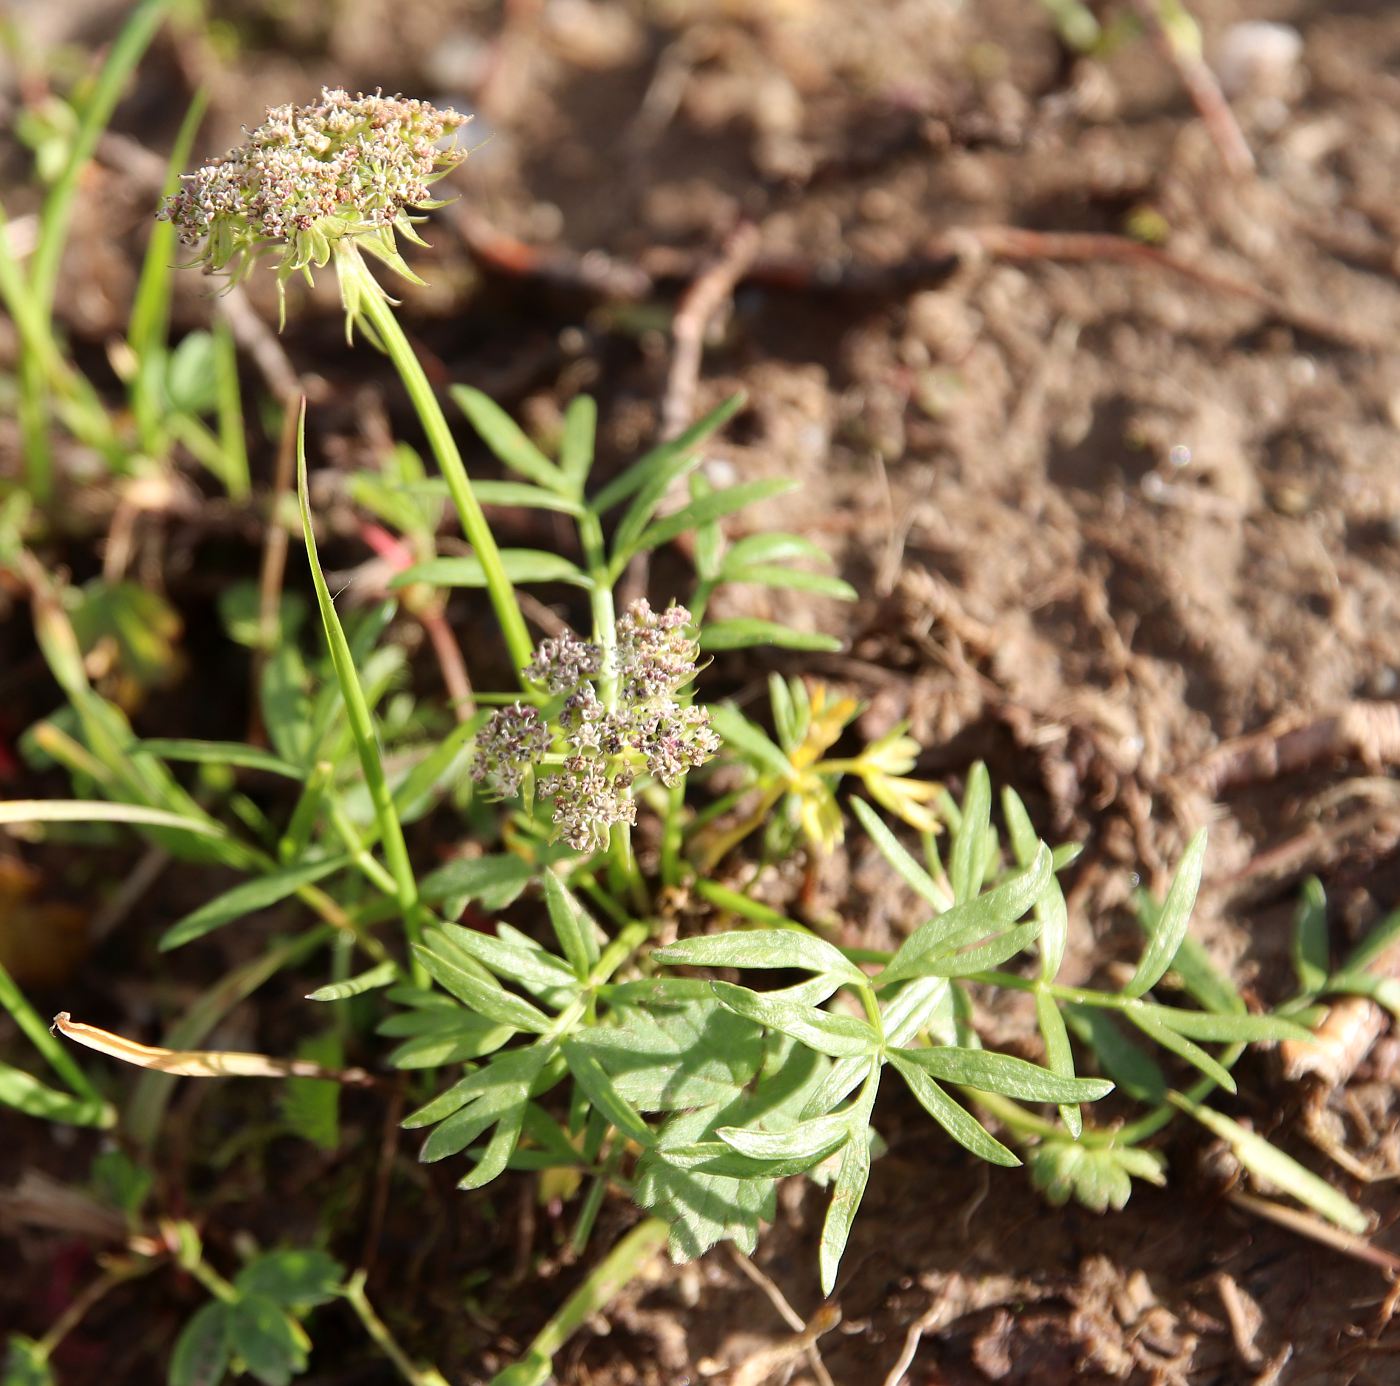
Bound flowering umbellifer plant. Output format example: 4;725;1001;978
1;43;1368;1383
1;86;1334;1376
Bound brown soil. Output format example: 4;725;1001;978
3;1;1400;1383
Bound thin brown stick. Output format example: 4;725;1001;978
881;1281;963;1386
250;398;301;743
964;225;1370;348
515;589;572;639
729;1302;842;1386
728;1246;837;1386
1227;1190;1400;1275
359;1076;406;1275
618;223;762;608
463;204;1372;353
357;521;477;721
88;843;169;943
659;220;761;443
1188;702;1400;798
421;608;475;722
1126;0;1254;178
1214;1271;1264;1368
217;286;307;407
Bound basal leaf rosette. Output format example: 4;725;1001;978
159;87;469;330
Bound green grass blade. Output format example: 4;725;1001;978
158;855;351;951
0;958;103;1101
137;739;303;778
1292;876;1329;994
0;1061;114;1128
128;86;208;450
296;406;421;955
1170;1091;1368;1234
0;799;227;838
31;0;172;311
949;763;991;904
1123;829;1207;999
488;1219;668;1386
21;0;172;497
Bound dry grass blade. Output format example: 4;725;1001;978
52;1012;374;1084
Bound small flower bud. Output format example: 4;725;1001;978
472;702;549;798
615;599;700;702
525;631;603;695
542;755;637;852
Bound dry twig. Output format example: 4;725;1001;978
727;1246;837;1386
1125;0;1254;178
1188;703;1400;798
1227;1190;1400;1276
659;221;761;444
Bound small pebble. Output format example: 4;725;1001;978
1215;22;1304;100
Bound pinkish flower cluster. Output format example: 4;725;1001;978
159;88;469;285
471;604;719;853
615;599;702;701
471;703;550;799
526;633;603;695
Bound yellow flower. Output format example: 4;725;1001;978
848;723;943;835
791;683;861;768
794;772;844;855
863;771;942;835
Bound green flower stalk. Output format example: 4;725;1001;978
161;87;534;679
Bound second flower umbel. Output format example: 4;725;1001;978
475;601;720;852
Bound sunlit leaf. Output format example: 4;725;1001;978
1173;1093;1368;1234
711;981;878;1058
1123;829;1206;999
655;930;866;986
1292;876;1329;995
890;1045;1111;1104
452;385;569;493
158;856;349;951
392;551;591;590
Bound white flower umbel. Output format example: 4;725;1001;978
161;87;469;334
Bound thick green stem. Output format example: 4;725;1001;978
579;509;646;911
343;1271;449;1386
489;1218;669;1386
348;258;532;680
